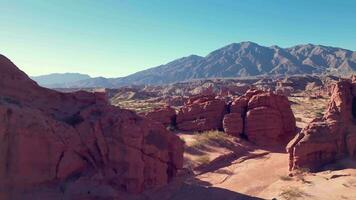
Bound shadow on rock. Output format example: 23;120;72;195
140;177;263;200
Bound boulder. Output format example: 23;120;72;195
0;55;184;198
287;78;356;171
222;113;243;137
176;95;226;132
223;89;296;146
143;106;176;127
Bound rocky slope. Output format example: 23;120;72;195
0;54;183;199
37;42;356;88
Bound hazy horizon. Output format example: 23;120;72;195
1;0;355;77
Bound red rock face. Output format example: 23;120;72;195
287;78;356;171
176;95;227;132
222;113;244;137
142;106;176;127
0;55;184;198
223;90;296;146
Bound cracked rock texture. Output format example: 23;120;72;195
142;106;176;127
223;89;296;146
0;55;183;198
287;77;356;171
176;95;227;132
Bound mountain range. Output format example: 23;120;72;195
31;73;91;88
31;41;356;88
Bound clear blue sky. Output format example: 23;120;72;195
0;0;355;77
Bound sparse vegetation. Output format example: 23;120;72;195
111;99;165;113
189;130;233;149
315;108;324;118
280;187;309;200
293;167;311;183
289;93;329;128
196;155;211;165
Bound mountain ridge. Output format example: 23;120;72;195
31;73;91;88
31;42;356;88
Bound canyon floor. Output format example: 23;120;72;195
123;91;356;200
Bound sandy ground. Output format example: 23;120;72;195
142;129;356;200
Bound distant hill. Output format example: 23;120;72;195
31;73;91;88
35;42;356;88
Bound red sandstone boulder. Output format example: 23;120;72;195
246;92;297;145
287;78;356;171
176;95;226;131
230;96;248;113
222;113;243;137
223;89;296;146
0;55;184;199
142;106;176;127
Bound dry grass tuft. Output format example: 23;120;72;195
195;155;211;165
280;186;309;200
189;130;233;149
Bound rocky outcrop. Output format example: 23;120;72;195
222;113;244;137
287;78;356;171
223;90;296;146
176;95;227;132
143;106;176;127
0;55;184;198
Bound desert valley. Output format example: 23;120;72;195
1;1;356;199
1;40;356;200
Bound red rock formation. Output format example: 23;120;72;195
176;95;227;131
223;89;296;146
222;113;244;137
143;106;176;127
287;78;356;171
0;55;183;198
